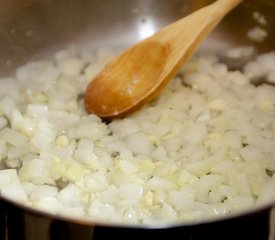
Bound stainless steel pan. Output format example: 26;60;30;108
0;0;275;239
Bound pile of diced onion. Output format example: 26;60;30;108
0;46;275;225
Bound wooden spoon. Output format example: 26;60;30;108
84;0;242;119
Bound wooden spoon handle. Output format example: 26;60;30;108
146;0;243;93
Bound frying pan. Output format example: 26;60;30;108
0;0;275;239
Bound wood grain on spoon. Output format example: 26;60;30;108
84;0;242;119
